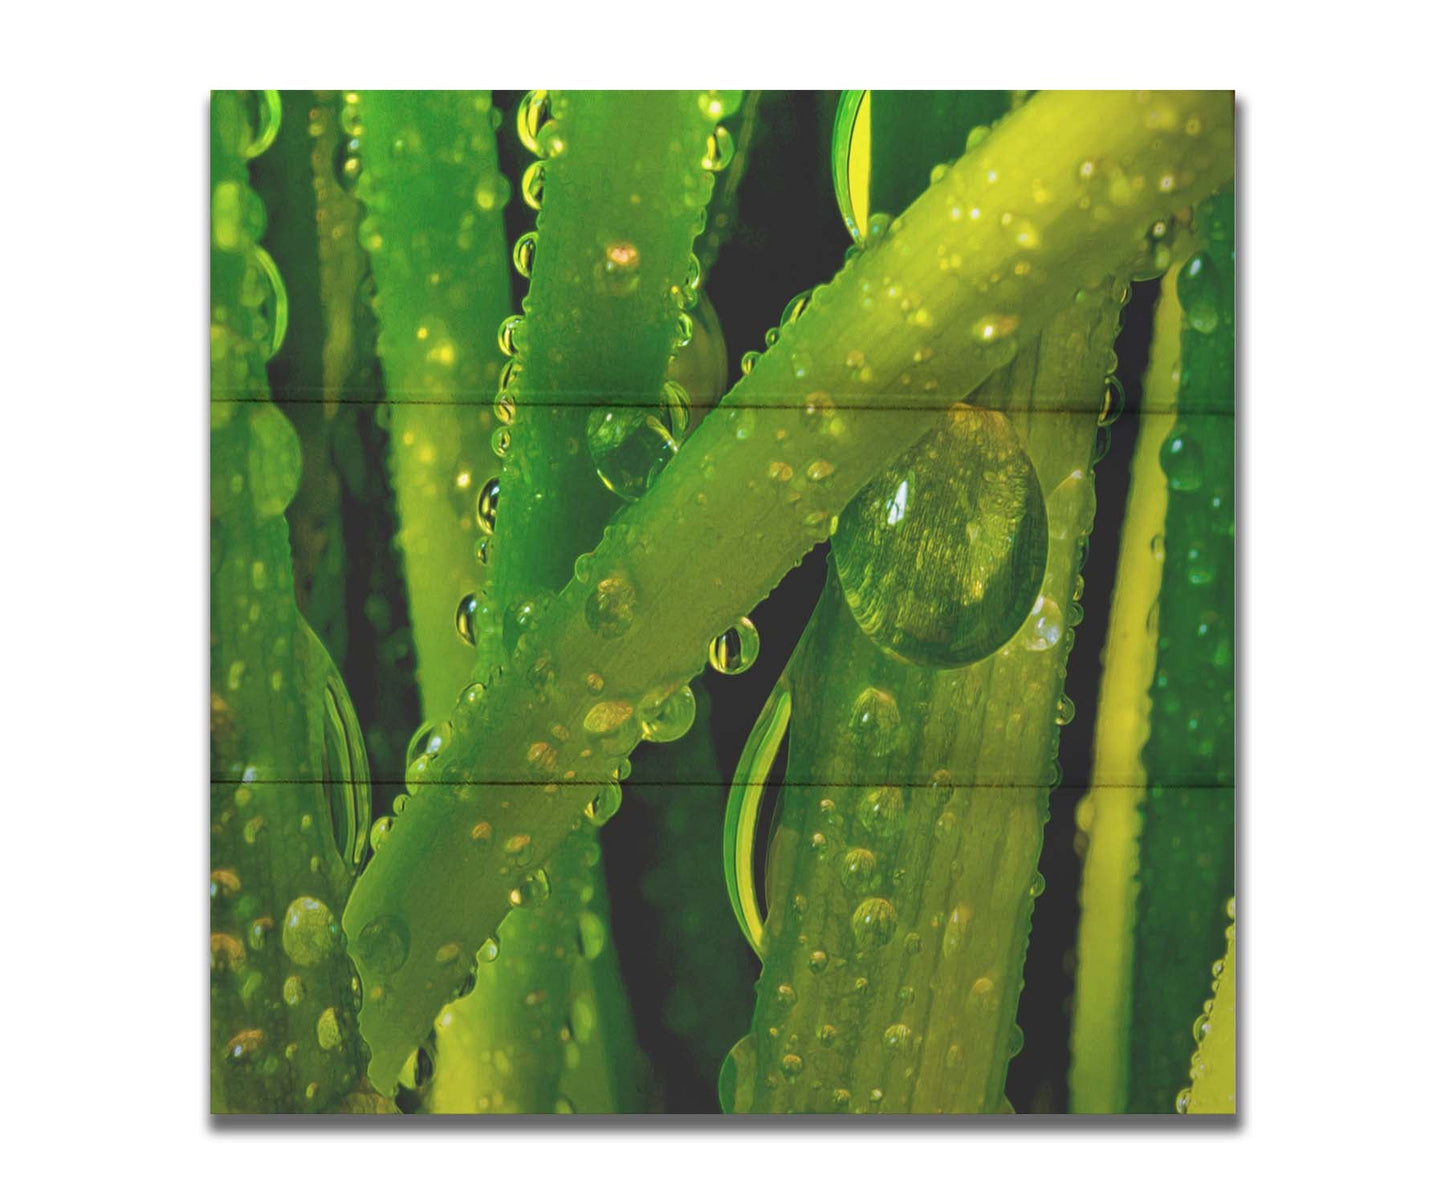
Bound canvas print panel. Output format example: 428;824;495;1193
210;89;1235;1115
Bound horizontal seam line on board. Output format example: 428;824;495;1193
210;397;1235;415
213;777;1236;789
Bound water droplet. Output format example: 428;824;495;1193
833;406;1048;668
497;314;525;358
490;427;510;458
517;90;551;154
354;914;409;974
476;477;501;532
802;392;838;435
851;897;898;952
596;241;641;296
701;125;735;172
585;571;637;638
927;768;956;804
455;593;482;647
638;683;697;743
282;975;305;1006
943;905;971;957
1160;431;1204;493
583;700;634;742
508;868;551;909
780;1053;804;1079
316;1006;342;1051
534;119;565;159
478;935;501;962
584;780;623;827
708;617;759;675
1056;695;1077;726
405;721;447;767
717;1033;755;1113
698;90;741;122
281;897;338;966
586;408;677;501
848;687;902;757
972;313;1019;343
1099;376;1124;426
520;160;546;210
842;847;880;893
858;785;904;834
369;815;393;851
883;1023;914;1052
809;949;829;974
1177;252;1222;335
513;231;538;278
660;379;691;439
502;596;543;655
1021;596;1063;651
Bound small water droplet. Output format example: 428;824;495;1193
476;477;501;532
585;571;637;639
508;868;551;909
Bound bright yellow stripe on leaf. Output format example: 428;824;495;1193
723;687;791;957
1068;265;1181;1114
849;90;871;236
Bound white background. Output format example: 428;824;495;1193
1;2;1439;1200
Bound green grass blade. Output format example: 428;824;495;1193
1129;192;1236;1112
1068;266;1182;1112
720;279;1124;1113
210;89;369;1112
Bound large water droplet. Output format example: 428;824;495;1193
512;231;538;278
718;1033;756;1114
354;914;409;974
1177;252;1222;335
709;617;759;675
585;571;637;639
701;125;735;173
455;594;482;647
476;477;501;533
508;868;551;909
517;90;551;154
586;408;677;501
848;687;902;757
851;897;898;952
1160;430;1204;493
638;683;696;743
281;897;338;966
833;405;1048;668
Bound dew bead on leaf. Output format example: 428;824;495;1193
281;897;339;967
708;616;759;674
586;408;678;501
476;477;501;532
512;231;538;278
